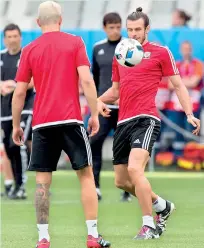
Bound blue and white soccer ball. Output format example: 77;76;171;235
115;38;144;67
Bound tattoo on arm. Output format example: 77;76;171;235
35;183;50;224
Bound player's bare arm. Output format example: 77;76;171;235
169;74;200;135
97;82;119;117
78;65;99;136
98;81;119;103
78;65;98;116
12;82;28;146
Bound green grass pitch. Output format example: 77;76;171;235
1;170;204;248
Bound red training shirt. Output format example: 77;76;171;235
155;77;171;111
15;31;90;130
112;42;179;125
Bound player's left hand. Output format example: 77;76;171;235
12;127;25;146
187;115;200;136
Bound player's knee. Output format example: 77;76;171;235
115;178;126;190
127;166;144;182
76;166;94;180
36;172;52;186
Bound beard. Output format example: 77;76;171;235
139;31;146;45
131;31;146;45
140;36;146;45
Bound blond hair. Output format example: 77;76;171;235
38;1;62;25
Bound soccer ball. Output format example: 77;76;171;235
115;38;144;67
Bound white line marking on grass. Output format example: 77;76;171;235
26;171;204;179
1;199;126;205
1;200;80;205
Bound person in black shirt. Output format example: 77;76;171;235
0;24;34;199
91;13;131;202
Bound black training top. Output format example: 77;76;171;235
92;37;122;98
0;49;34;120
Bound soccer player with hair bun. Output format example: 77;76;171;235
98;7;200;240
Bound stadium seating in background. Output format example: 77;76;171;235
1;0;204;30
177;142;204;171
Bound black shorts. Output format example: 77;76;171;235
113;117;161;165
28;124;92;172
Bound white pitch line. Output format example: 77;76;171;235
25;171;204;179
1;199;125;205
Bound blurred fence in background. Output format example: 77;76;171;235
1;29;204;61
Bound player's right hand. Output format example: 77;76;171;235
88;116;100;137
97;99;111;117
187;114;200;136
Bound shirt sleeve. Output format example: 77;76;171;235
76;37;90;68
92;46;100;91
160;47;179;77
112;57;120;82
15;47;32;83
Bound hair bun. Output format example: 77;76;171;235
185;13;192;22
136;7;143;12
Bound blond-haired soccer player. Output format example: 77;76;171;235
12;1;111;247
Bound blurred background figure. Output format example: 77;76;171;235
0;140;14;196
172;9;192;27
167;41;203;156
155;77;171;152
90;12;131;202
0;49;14;197
0;23;34;199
